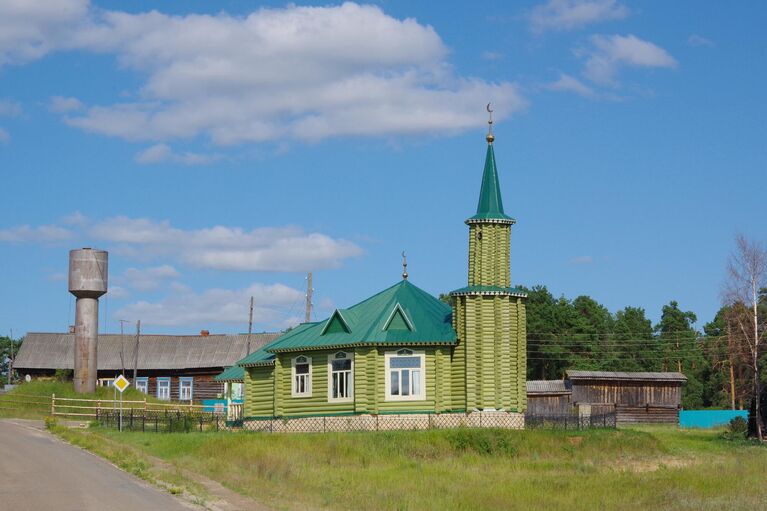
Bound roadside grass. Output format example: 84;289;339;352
52;425;767;511
0;381;159;419
48;419;210;507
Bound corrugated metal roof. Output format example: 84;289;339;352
261;280;456;353
14;332;280;371
566;370;687;382
526;380;572;394
215;365;244;382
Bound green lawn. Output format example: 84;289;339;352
51;424;767;511
0;381;158;419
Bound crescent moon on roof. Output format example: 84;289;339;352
486;102;493;113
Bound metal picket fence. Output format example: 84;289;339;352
524;412;617;430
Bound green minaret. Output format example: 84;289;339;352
450;117;527;412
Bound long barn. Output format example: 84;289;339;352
526;370;686;425
13;331;279;402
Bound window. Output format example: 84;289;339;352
328;352;353;402
291;356;312;397
135;377;148;394
179;377;193;401
98;378;114;388
157;377;170;400
385;349;425;401
231;382;243;401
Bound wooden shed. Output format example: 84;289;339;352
567;370;687;425
526;380;572;416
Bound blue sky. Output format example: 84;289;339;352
1;0;765;337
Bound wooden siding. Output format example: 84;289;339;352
571;380;683;407
99;370;223;402
468;223;510;287
616;404;679;425
243;366;274;417
457;294;526;412
374;347;437;413
276;350;354;416
527;394;572;415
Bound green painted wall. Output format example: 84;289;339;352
243;365;274;417
275;350;355;416
468;223;511;287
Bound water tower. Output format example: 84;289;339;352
68;248;108;393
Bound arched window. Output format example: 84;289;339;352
292;355;312;397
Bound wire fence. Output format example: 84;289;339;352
93;409;617;433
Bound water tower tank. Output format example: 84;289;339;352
68;248;108;393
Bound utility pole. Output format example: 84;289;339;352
246;296;254;355
7;328;13;386
132;320;140;384
118;319;130;376
305;272;313;323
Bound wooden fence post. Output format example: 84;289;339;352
51;394;55;416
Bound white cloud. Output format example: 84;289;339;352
88;216;363;272
481;51;504;61
0;224;73;242
108;285;130;299
0;2;524;145
546;73;596;97
121;265;180;292
0;99;22;117
0;127;8;144
135;143;220;166
688;34;714;48
115;282;304;328
570;255;594;264
0;0;89;66
49;96;84;113
578;34;677;86
530;0;629;33
47;272;67;282
0;214;363;273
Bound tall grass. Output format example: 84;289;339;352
89;426;767;511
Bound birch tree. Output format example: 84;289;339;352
724;234;767;440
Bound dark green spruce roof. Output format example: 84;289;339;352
258;280;456;353
467;144;514;223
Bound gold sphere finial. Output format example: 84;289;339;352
486;133;495;144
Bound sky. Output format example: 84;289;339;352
1;0;765;338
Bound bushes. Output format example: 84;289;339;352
721;416;748;440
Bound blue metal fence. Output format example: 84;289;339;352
679;409;748;428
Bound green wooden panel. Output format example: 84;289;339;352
244;366;275;417
276;350;355;417
374;347;437;413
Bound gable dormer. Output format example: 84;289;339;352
383;303;414;332
321;309;351;335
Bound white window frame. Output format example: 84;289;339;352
157;377;171;401
135;377;148;394
384;349;426;401
291;355;312;398
179;377;194;401
231;382;243;401
327;351;354;403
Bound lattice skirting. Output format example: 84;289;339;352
238;411;525;433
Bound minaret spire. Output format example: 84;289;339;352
401;251;408;280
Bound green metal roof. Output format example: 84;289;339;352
235;343;280;367
467;144;515;223
262;280;456;353
450;285;527;297
215;365;244;382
